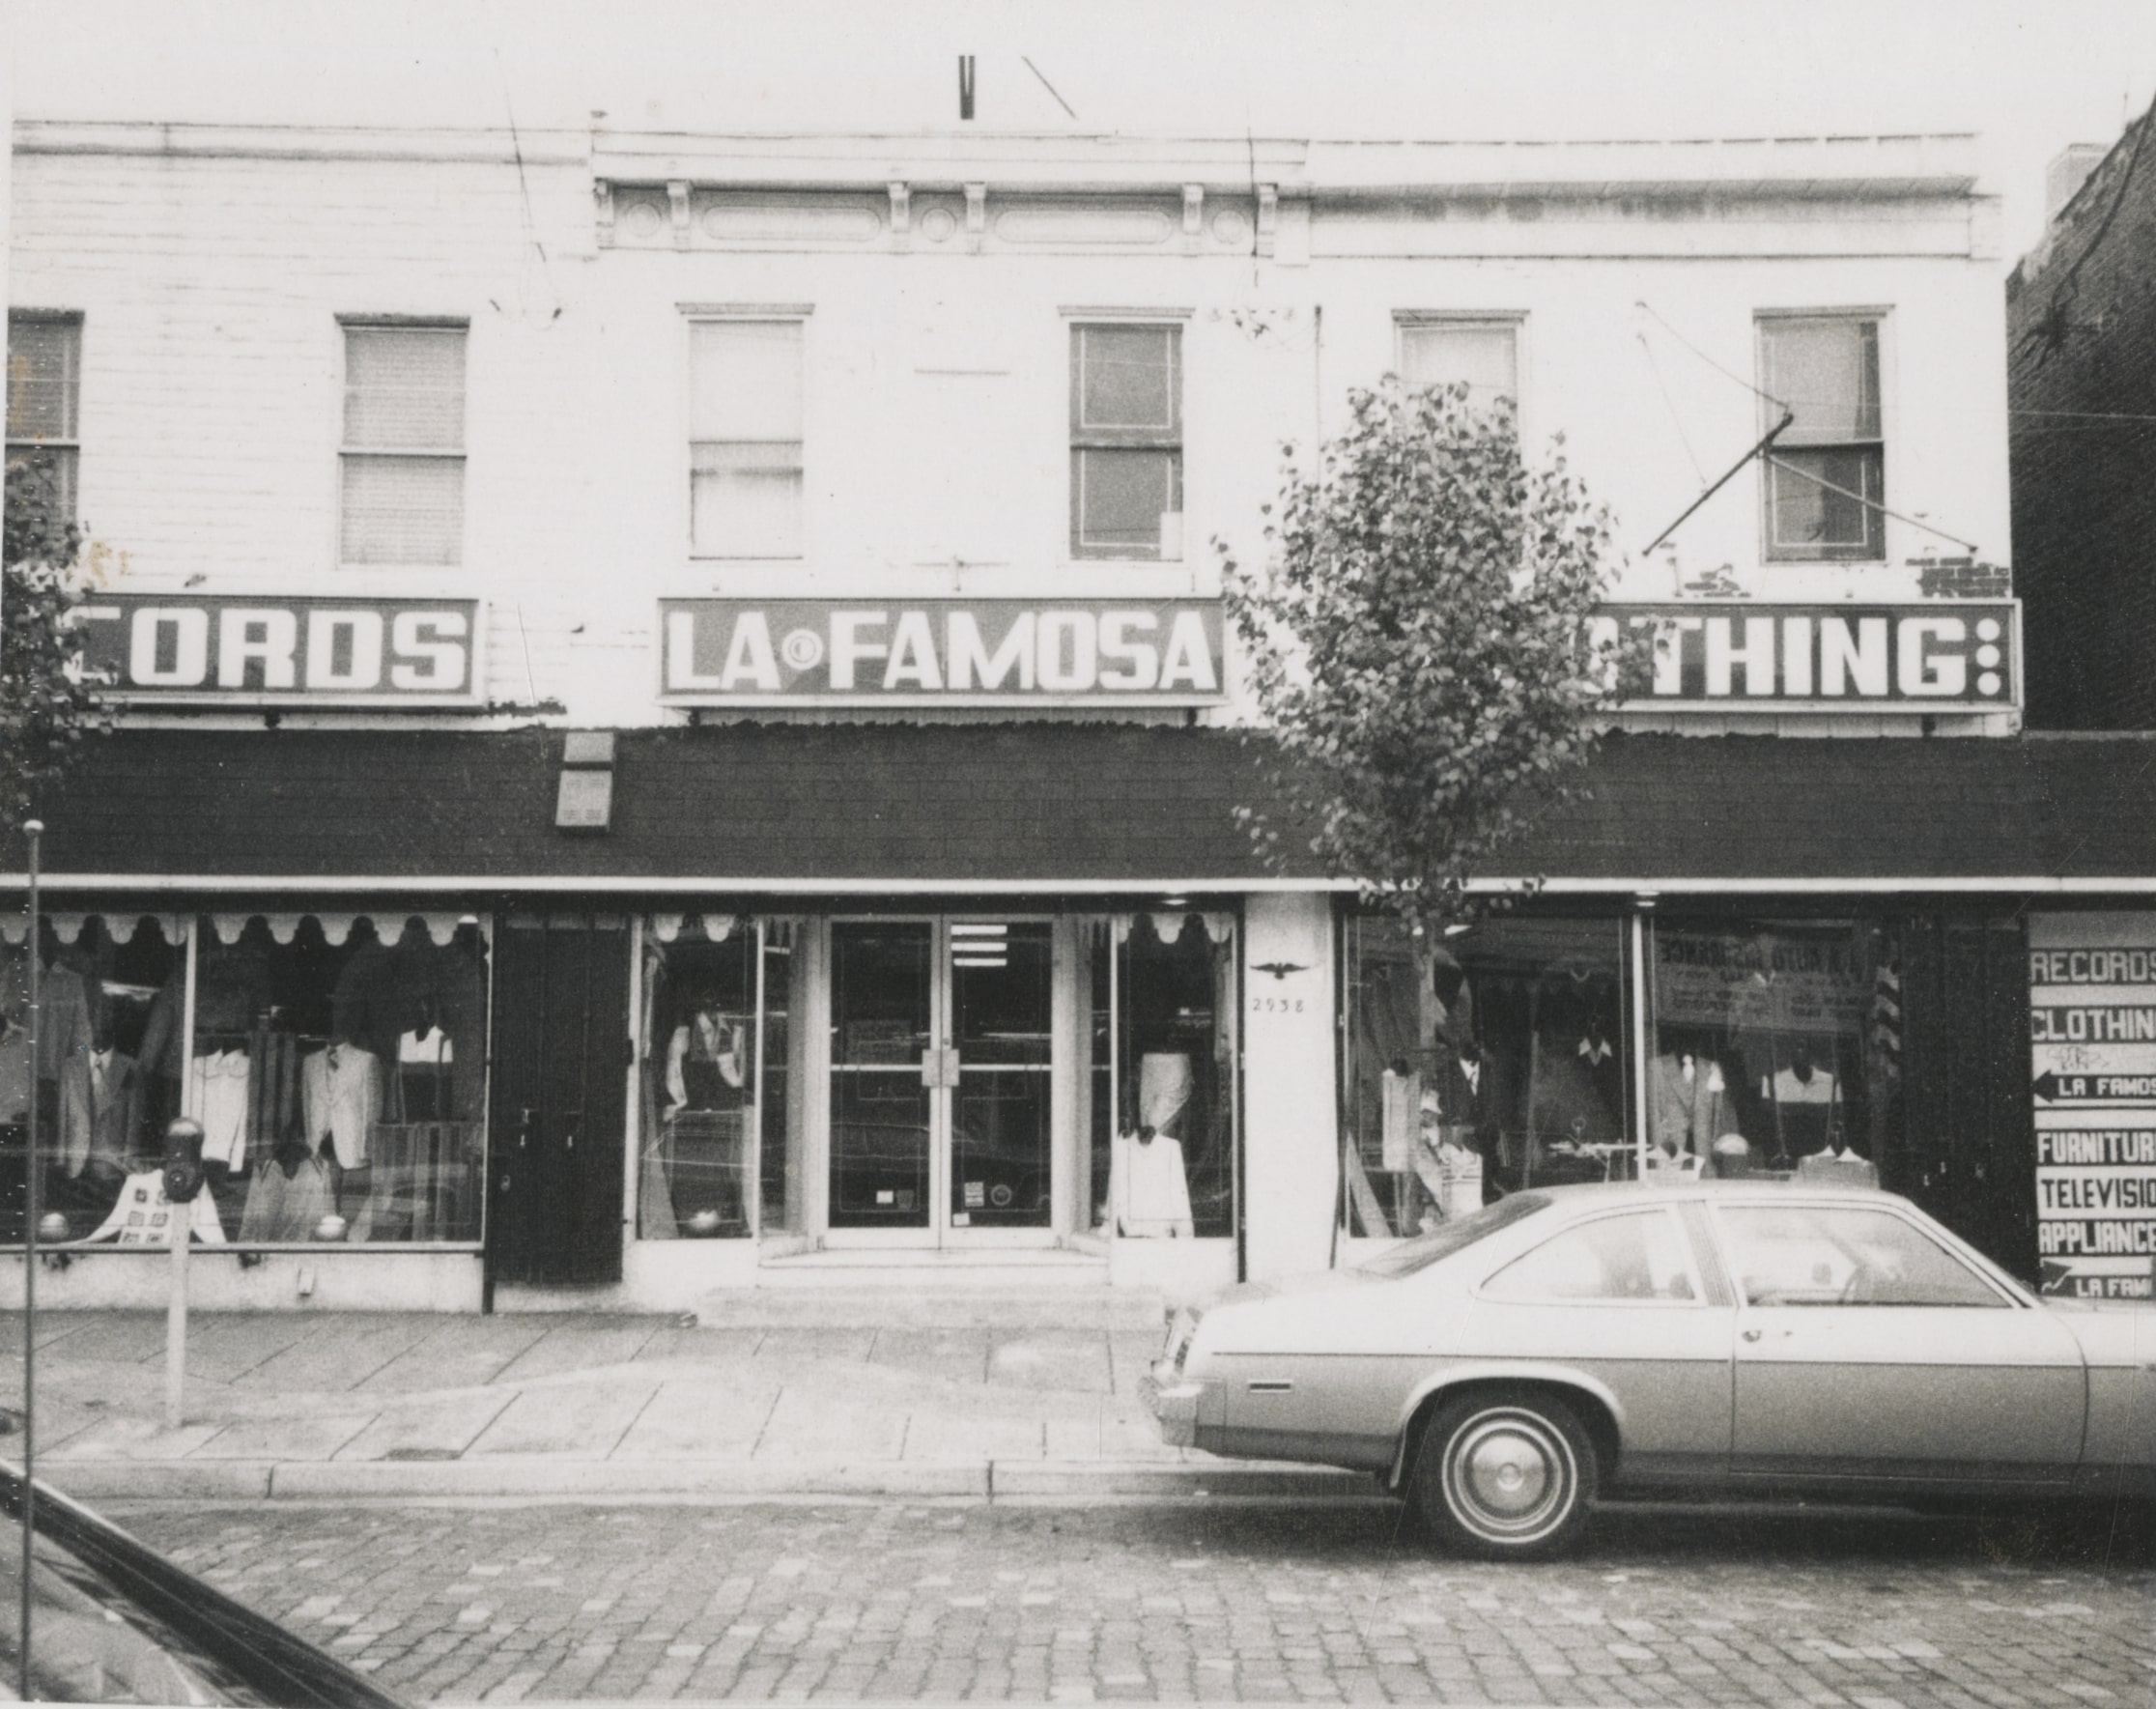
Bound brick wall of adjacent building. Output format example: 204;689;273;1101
2007;110;2156;728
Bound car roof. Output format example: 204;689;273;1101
1519;1180;1915;1211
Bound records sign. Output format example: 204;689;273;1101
77;595;484;704
2028;913;2156;1299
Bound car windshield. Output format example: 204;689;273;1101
1353;1193;1552;1277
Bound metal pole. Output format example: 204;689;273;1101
164;1193;189;1430
20;818;43;1703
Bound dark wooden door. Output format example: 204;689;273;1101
488;914;631;1287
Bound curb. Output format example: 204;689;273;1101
44;1457;1375;1504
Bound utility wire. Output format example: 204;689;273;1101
1634;330;1707;480
1635;299;1789;414
1021;56;1077;120
1761;454;1979;554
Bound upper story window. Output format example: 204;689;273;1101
340;322;467;566
1396;315;1519;414
690;319;804;558
6;312;83;525
1759;314;1884;562
1070;323;1182;561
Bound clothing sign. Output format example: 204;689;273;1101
77;595;484;704
659;598;1226;704
1592;601;2018;711
2028;913;2156;1299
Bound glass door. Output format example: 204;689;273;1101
828;922;935;1236
949;922;1054;1234
826;918;1057;1244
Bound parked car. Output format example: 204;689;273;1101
0;1461;405;1704
1145;1182;2156;1559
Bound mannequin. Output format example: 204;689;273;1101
666;1002;747;1114
1763;1039;1839;1162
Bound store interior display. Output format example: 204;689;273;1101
638;919;756;1239
0;913;493;1250
1105;912;1235;1239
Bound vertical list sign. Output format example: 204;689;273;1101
2028;913;2156;1298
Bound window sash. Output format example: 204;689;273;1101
689;322;805;557
6;315;82;441
1070;325;1180;445
1763;319;1881;447
1072;447;1181;558
690;321;804;441
1767;446;1884;558
342;327;467;452
1398;323;1518;409
340;452;466;566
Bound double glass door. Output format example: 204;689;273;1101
828;919;1055;1242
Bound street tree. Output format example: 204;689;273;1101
1222;377;1647;955
2;453;112;825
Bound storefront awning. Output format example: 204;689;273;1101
2;726;2152;896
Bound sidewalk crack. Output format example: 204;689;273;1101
747;1387;782;1456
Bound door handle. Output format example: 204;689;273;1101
1741;1327;1793;1343
1742;1328;1763;1342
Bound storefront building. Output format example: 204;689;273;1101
12;120;2146;1312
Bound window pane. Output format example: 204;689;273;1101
1400;324;1518;408
340;454;465;564
638;922;756;1240
1650;919;1899;1177
4;445;77;526
1073;448;1179;556
1077;326;1177;432
1342;914;1629;1235
6;317;81;440
691;322;803;441
1769;447;1882;556
1484;1210;1695;1301
1113;913;1235;1239
343;328;466;450
1720;1205;2001;1308
692;461;804;557
1765;320;1880;443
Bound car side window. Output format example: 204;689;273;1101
1717;1205;2006;1308
1481;1210;1697;1303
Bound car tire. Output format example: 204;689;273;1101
1412;1387;1599;1561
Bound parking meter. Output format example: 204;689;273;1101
161;1117;206;1205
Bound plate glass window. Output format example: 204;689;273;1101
1397;321;1518;413
1070;324;1182;560
340;325;467;565
5;313;82;523
1761;317;1884;560
691;320;804;558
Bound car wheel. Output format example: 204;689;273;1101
1412;1388;1599;1560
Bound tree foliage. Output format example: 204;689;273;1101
2;454;111;826
1222;379;1647;949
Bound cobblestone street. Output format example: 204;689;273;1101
121;1497;2154;1705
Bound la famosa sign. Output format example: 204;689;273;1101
80;595;483;704
661;598;1225;705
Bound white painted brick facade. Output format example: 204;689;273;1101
11;123;2015;732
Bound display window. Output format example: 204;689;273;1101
635;915;806;1240
1647;917;1901;1182
1;910;491;1250
1342;913;1631;1239
1105;912;1236;1240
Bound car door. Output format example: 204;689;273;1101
1465;1204;1735;1492
1711;1199;2086;1489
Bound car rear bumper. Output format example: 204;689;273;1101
1141;1363;1206;1448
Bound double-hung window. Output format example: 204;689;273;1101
1759;315;1885;561
690;319;804;558
340;322;468;566
5;312;83;523
1070;323;1181;560
1396;315;1519;415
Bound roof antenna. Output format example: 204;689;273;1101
959;55;976;122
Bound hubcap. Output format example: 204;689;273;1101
1444;1410;1574;1542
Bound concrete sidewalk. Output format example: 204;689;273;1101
0;1292;1364;1504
